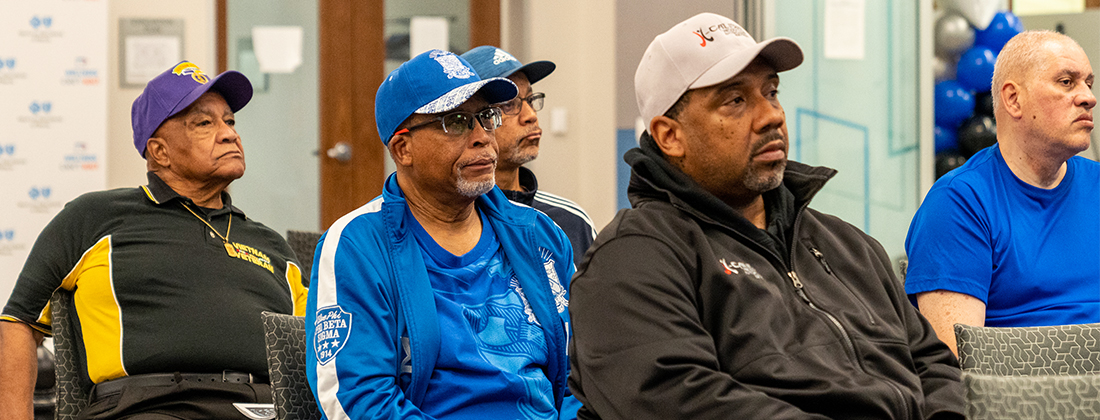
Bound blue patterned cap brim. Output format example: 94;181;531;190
415;77;516;114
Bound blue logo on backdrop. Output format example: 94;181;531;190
0;58;13;70
28;186;52;200
314;305;353;365
29;16;53;29
2;230;13;241
29;101;52;114
0;144;13;155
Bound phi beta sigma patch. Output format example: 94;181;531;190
315;305;352;365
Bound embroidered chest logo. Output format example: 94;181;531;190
315;306;353;365
430;50;474;80
719;258;763;280
229;242;274;273
541;248;568;314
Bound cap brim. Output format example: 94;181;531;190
690;37;803;90
165;70;254;118
415;77;517;114
516;61;556;84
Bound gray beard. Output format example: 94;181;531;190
456;175;495;198
743;160;786;193
500;145;537;167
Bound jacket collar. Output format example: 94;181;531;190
500;166;539;206
624;132;836;231
141;171;244;217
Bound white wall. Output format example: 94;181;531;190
516;0;618;230
106;0;216;189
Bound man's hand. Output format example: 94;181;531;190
0;321;44;420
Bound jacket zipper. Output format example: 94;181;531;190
677;200;913;419
787;271;859;364
790;271;912;419
807;245;876;326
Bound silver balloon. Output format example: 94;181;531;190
935;13;975;58
934;55;956;82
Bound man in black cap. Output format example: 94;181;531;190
0;61;306;419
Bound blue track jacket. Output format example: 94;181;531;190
306;174;578;419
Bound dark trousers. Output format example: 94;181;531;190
78;378;272;420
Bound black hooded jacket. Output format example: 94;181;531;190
568;134;965;419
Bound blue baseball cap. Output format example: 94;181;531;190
376;49;518;145
131;61;253;158
461;46;556;84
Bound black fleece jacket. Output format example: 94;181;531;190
568;134;965;419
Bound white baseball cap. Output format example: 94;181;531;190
635;13;804;126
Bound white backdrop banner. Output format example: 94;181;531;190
0;0;107;301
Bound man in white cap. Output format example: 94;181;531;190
568;13;965;419
306;49;578;419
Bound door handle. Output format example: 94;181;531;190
326;142;352;162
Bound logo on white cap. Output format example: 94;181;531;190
431;50;474;80
692;22;750;47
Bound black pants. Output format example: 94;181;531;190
78;379;272;420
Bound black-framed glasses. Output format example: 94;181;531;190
497;93;545;115
395;107;504;137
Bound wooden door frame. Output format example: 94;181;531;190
217;0;500;230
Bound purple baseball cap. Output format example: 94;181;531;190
131;61;253;158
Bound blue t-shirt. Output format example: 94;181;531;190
408;209;557;420
905;144;1100;327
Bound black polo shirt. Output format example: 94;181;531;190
1;172;307;383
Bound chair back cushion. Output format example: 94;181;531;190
955;323;1100;376
964;371;1100;419
262;311;321;420
50;290;92;419
286;231;322;286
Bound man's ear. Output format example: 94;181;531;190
145;137;171;168
1001;81;1024;119
388;134;413;167
649;116;686;158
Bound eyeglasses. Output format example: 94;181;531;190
395;107;504;137
497;93;546;115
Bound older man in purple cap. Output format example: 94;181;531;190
567;13;964;419
306;49;578;420
461;46;597;267
0;61;306;419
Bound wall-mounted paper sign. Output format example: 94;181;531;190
410;16;449;58
252;26;303;74
119;19;184;88
823;0;866;60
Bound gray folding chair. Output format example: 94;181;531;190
261;311;321;420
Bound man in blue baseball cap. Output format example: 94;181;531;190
306;49;580;419
462;46;597;267
0;61;307;419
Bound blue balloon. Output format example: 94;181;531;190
976;11;1024;53
935;125;958;154
935;80;974;128
957;46;997;92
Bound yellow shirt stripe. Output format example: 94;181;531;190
64;236;127;382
